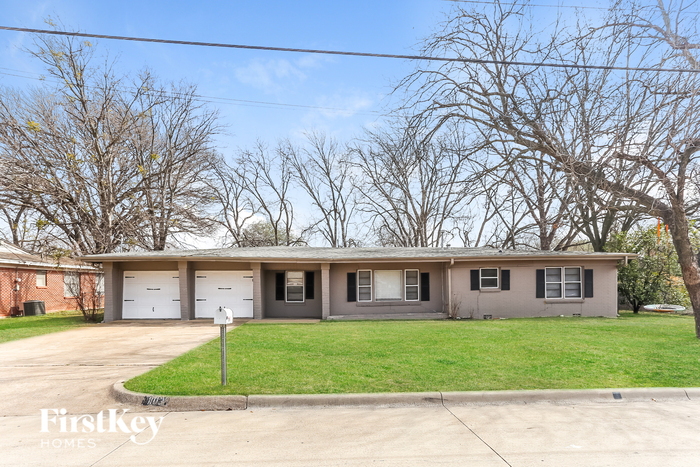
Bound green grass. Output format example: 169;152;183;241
125;311;700;396
0;310;103;343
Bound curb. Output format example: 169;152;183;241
441;387;691;405
248;392;443;408
110;382;246;412
111;382;698;412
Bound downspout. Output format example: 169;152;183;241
448;258;454;317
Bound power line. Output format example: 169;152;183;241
0;67;382;116
0;25;698;74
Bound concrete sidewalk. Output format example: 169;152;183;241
2;400;699;466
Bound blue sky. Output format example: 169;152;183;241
1;0;456;152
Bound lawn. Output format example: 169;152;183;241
125;311;700;396
0;310;103;344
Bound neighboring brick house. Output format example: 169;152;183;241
0;240;103;317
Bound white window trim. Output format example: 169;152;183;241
479;268;499;289
36;270;47;287
64;271;80;298
405;269;420;301
96;274;105;295
545;267;582;299
285;271;305;303
357;269;373;302
564;267;582;299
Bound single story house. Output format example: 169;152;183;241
83;247;633;322
0;240;103;317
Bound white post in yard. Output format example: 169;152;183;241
214;306;233;385
220;323;227;386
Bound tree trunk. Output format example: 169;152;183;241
666;209;700;338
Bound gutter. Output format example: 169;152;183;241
0;261;98;271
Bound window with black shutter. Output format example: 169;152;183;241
470;270;480;290
420;272;430;301
501;270;510;291
305;271;315;300
347;272;357;302
536;269;545;298
584;269;594;298
275;272;285;301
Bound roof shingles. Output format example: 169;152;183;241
84;246;633;262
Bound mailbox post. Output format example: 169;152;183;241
214;307;233;385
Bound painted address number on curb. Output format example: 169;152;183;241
142;396;170;406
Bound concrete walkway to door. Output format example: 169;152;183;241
0;319;245;416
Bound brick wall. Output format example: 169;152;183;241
0;267;103;317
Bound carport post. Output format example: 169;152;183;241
220;324;227;385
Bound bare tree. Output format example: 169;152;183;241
208;157;258;247
513;156;578;250
399;1;700;336
233;142;306;246
0;201;66;252
0;35;150;254
351;124;476;247
0;32;220;254
129;83;219;250
286;132;359;247
64;269;103;322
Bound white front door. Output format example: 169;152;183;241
123;271;181;319
195;271;254;318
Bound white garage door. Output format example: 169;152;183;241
195;271;254;318
123;271;181;319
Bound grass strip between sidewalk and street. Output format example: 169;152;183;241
125;311;700;396
0;310;103;343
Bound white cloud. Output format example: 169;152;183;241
232;54;331;93
315;93;374;119
234;59;306;93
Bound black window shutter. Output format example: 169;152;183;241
275;272;285;301
584;269;594;298
305;271;315;300
420;272;430;301
347;272;356;302
536;269;545;298
470;270;480;290
501;270;510;291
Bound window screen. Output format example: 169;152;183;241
286;271;304;302
36;270;47;287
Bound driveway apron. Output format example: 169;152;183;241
0;320;238;416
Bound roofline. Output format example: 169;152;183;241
0;260;100;271
84;252;636;263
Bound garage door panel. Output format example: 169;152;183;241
123;271;180;319
195;270;254;318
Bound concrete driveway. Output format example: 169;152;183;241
0;320;237;416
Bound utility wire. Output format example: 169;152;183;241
0;67;382;115
0;25;698;74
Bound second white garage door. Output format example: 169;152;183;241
195;271;254;318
